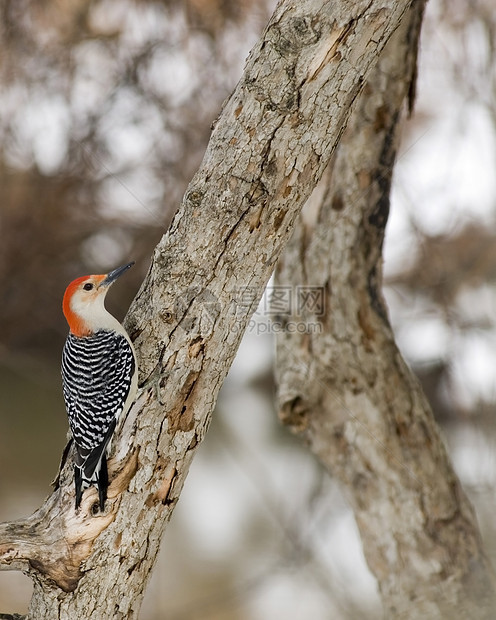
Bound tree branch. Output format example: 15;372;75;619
0;0;415;617
275;1;496;617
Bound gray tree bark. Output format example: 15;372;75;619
274;2;496;619
1;0;492;618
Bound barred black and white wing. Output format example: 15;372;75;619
62;329;136;510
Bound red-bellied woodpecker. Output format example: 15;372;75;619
61;262;138;511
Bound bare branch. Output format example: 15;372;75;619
275;2;496;618
0;446;139;592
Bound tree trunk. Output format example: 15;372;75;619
274;2;496;618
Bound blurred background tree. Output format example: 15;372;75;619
1;0;496;618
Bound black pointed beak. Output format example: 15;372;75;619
101;261;135;287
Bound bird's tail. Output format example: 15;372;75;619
73;419;116;511
74;452;109;512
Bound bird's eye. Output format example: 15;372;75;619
83;283;93;291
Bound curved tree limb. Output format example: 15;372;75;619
274;1;496;618
1;0;426;617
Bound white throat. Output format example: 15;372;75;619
70;292;127;337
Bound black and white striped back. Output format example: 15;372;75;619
62;329;136;452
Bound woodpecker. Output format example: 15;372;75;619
61;262;138;511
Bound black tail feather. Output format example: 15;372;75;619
73;420;116;511
98;453;109;512
74;465;83;510
73;455;109;512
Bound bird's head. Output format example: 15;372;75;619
63;262;135;337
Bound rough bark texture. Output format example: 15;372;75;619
275;2;496;618
0;0;418;618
